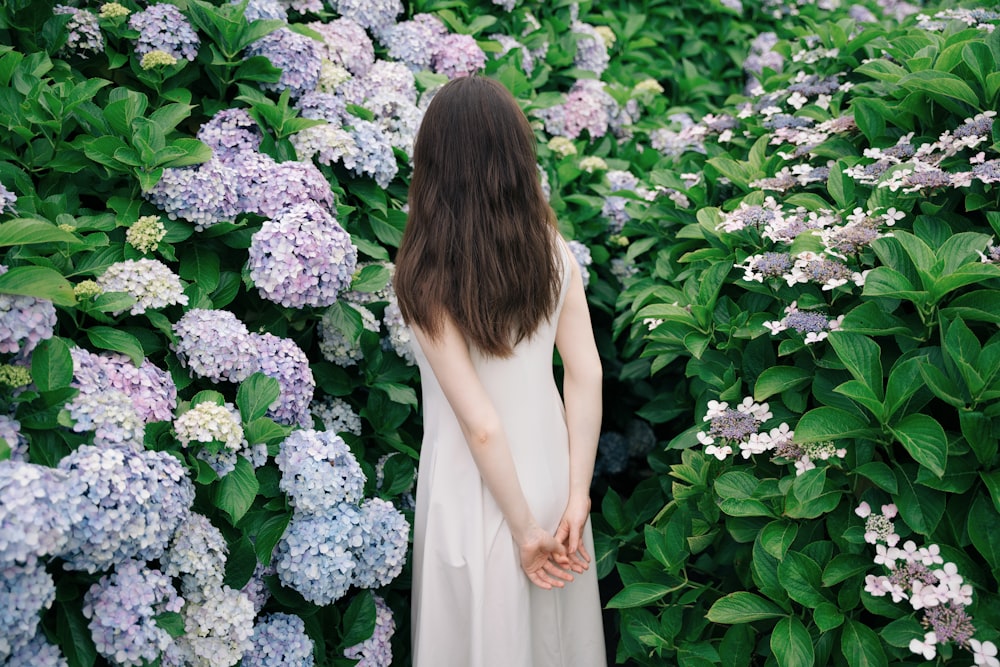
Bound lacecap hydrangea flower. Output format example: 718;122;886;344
172;309;258;383
354;498;409;589
343;594;395;667
161;512;228;599
244;613;315;667
96;258;188;315
252;332;315;427
58;444;195;573
311;396;362;436
54;6;103;55
1;559;57;661
128;3;200;61
246;28;321;97
83;559;184;667
0;265;56;356
276;429;366;511
274;504;364;605
248;201;358;309
0;461;84;566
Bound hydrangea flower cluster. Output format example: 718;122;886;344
353;498;409;588
815;207;900;258
309;18;374;76
0;461;84;565
248;201;358;308
172;309;258;383
58;444;195;573
381;300;415;365
244;613;315;667
763;301;844;344
649;116;709;157
274;507;364;605
343;594;395;666
246;28;321;97
144;157;242;230
387;14;447;71
0;414;26;461
318;303;379;366
4;630;68;667
96;259;188;315
83;559;184;667
602;170;652;234
696;397;793;461
0;265;57;356
538;79;618;140
174;401;247;469
161;512;228;598
241;561;275;615
566;240;593;288
71;347;177;423
291;123;359;167
626;419;657;458
196;108;263;160
66;388;144;447
858;501;997;663
311;396;363;436
342;119;399;187
170;585;256;667
276;429;366;511
431;33;486;79
1;560;57;660
128;3;200;61
333;0;401;40
252;333;315;427
54;6;103;55
240;0;287;22
783;251;867;291
770;436;846;475
594;432;629;477
571;21;610;75
241;155;336;218
125;215;166;254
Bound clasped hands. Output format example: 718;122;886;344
518;496;592;590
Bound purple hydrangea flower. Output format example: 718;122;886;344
4;631;68;667
381;299;414;365
244;613;315;667
333;0;401;41
291;123;359;167
197;108;262;161
66;388;145;447
0;461;84;565
566;240;592;288
96;258;188;315
251;332;315;427
0;266;56;357
59;445;195;573
602;170;643;234
275;429;366;511
236;0;288;22
295;91;347;124
318;303;379;367
248;201;358;308
144;157;242;231
1;559;56;660
343;119;398;187
161;512;228;598
241;561;275;614
571;22;609;75
365;92;422;156
311;396;362;436
431;33;486;79
54;6;103;55
537;79;615;140
358;60;418;104
0;182;16;215
0;414;27;461
83;560;184;667
70;348;177;424
386;14;447;71
239;155;335;218
128;3;200;61
353;498;408;588
172;309;258;383
343;594;394;667
274;504;364;605
309;18;374;76
246;28;321;97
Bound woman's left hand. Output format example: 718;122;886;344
555;494;592;574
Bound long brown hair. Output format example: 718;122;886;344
394;76;561;358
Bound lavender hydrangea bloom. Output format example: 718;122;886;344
83;560;184;667
538;80;614;140
0;559;56;660
241;561;275;614
144;157;242;231
240;156;335;218
366;92;422;156
318;303;379;367
311;396;362;436
309;18;375;76
54;6;103;55
128;3;200;61
333;0;401;41
244;613;315;667
295;91;347;124
386;14;447;70
161;512;228;599
354;498;409;588
382;299;415;365
343;594;394;667
246;28;321;97
237;0;288;22
96;259;189;315
4;631;68;667
197;108;262;160
0;414;27;461
172;309;258;383
431;33;486;79
0;266;56;356
0;183;16;215
70;348;177;424
276;429;366;511
490;33;534;73
248;201;358;308
344;60;417;106
59;445;195;573
571;22;610;75
250;333;315;427
603;170;642;233
274;504;364;605
0;461;84;565
291;123;360;167
66;388;144;447
566;240;592;288
346;119;398;187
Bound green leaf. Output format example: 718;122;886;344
828;332;884;399
57;597;98;667
889;413;947;478
0;265;76;306
893;465;946;536
760;520;798;560
342;590;377;646
841;619;888;667
861;267;926;303
236;372;281;422
794;407;872;443
981;471;1000;514
821;554;871;586
30;336;73;391
968;494;1000;571
214;456;260;524
153;611;186;638
770;616;815;667
961;410;996;463
87;326;144;365
853;462;898;494
223;535;258;589
254;512;291;566
179;243;221;292
754;366;812;402
606;583;674;609
245;417;291;446
899;70;980;107
813;603;844;632
777;551;827;607
706;592;786;623
375;381;417;408
0;217;81;246
880;617;924;649
350;263;390;294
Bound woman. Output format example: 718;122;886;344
395;76;607;666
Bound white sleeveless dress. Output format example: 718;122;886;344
410;241;607;667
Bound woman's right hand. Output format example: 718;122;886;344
555;494;592;574
517;526;574;590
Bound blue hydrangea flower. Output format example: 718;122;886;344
603;169;644;234
96;259;188;315
346;119;398;187
0;559;56;660
366;92;422;157
66;388;145;447
381;299;415;365
241;561;275;614
309;18;374;76
240;156;335;218
276;429;366;510
251;333;315;427
354;498;409;589
248;201;358;308
0;182;16;215
128;3;200;61
291;123;359;167
174;586;255;667
431;33;486;79
4;631;68;667
144;157;242;231
318;302;379;367
246;28;321;97
571;21;610;75
0;461;84;566
343;594;395;667
83;559;184;667
70;348;177;424
244;613;315;667
161;512;228;599
274;504;364;606
386;14;447;71
172;309;258;383
295;91;347;124
0;265;56;356
626;419;656;458
59;445;195;573
197;108;262;161
355;60;418;103
236;0;288;22
54;6;103;55
0;414;27;461
333;0;401;41
311;396;362;436
566;240;592;288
